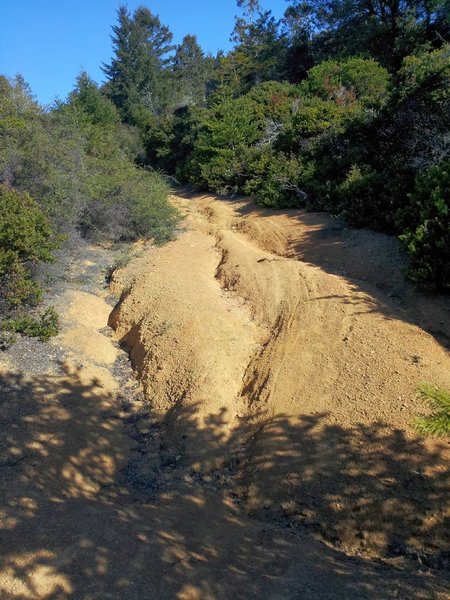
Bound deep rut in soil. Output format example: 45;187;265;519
110;191;450;565
1;192;449;599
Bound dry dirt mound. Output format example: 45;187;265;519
1;211;449;599
111;191;450;562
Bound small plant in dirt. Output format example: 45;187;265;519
0;332;17;351
113;249;135;271
105;246;141;283
1;307;59;342
413;383;450;437
155;320;173;336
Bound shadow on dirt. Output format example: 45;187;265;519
176;189;450;349
234;200;450;348
1;369;449;599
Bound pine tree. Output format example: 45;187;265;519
228;0;285;92
172;34;212;107
102;5;174;123
69;72;120;127
284;0;450;70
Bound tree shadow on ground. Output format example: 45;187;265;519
0;368;449;599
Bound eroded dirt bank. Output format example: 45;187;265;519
111;191;450;563
0;198;449;599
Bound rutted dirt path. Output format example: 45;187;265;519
111;192;450;565
0;193;449;598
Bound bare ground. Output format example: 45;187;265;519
0;191;449;598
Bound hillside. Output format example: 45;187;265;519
1;191;448;599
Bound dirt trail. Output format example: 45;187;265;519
112;191;450;560
0;196;449;599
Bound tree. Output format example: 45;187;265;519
284;0;450;70
281;3;315;82
68;72;120;127
102;5;174;123
172;34;212;107
227;0;285;92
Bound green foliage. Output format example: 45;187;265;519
245;81;301;123
244;149;305;207
1;307;59;342
228;1;285;92
334;164;383;224
398;45;450;103
288;48;449;288
414;384;450;437
68;72;120;127
102;5;174;123
0;263;43;307
0;186;57;305
77;155;177;243
282;97;350;152
0;72;179;245
0;186;55;264
172;34;212;108
128;170;178;243
185;94;266;192
0;75;88;231
300;58;391;107
399;162;450;290
284;0;449;70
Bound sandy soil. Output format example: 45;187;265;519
0;193;449;599
111;191;450;560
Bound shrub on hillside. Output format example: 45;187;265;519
300;58;391;108
399;162;450;291
0;75;178;246
78;158;178;243
56;82;179;243
244;149;305;207
185;94;266;192
1;307;59;342
0;186;57;306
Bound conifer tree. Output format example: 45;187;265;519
172;34;213;108
228;0;285;91
284;0;449;70
69;72;120;127
102;5;174;123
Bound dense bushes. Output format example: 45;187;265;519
56;74;179;243
0;73;178;341
144;47;448;290
299;58;391;108
0;74;178;245
0;186;57;306
399;162;449;290
1;307;59;342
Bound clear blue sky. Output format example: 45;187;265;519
0;0;287;106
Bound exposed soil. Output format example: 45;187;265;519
0;192;449;599
111;191;450;564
